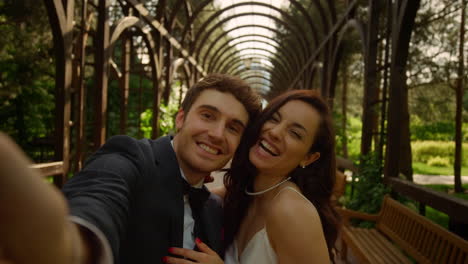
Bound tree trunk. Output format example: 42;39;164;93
384;0;420;180
454;0;466;193
361;0;381;155
341;60;349;159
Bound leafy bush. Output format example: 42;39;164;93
140;101;179;138
345;152;391;227
427;156;450;167
410;121;468;141
412;141;468;166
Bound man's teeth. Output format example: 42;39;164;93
260;140;278;156
199;143;219;154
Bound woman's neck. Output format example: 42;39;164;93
252;172;289;200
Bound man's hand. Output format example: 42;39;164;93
0;133;87;264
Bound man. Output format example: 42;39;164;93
0;73;262;264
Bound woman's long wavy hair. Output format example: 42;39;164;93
223;90;341;260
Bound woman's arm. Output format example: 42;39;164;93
266;189;330;264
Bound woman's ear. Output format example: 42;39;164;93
300;152;320;167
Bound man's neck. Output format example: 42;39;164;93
171;136;208;186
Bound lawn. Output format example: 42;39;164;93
412;162;468;176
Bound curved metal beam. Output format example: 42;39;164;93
192;12;310;65
215;47;295;80
190;2;313;58
222;54;290;86
108;15;161;138
217;51;291;82
200;24;305;73
208;39;298;76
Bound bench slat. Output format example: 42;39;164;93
341;195;468;263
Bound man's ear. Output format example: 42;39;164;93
301;152;320;167
175;109;185;131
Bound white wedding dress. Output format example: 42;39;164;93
225;187;308;264
224;227;277;264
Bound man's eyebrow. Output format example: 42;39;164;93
198;104;247;129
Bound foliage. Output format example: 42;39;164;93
410;121;468;141
0;1;55;154
427;156;450;167
334;114;362;160
413;162;468;176
345;152;391;227
140;99;179;139
412;141;468;166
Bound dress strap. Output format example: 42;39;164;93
273;186;309;202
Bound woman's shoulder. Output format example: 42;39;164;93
264;184;329;262
266;185;321;226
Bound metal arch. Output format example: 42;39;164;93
214;46;296;81
192;12;310;65
168;0;189;29
285;1;358;91
232;65;285;90
43;0;75;180
216;50;294;82
200;24;305;72
248;82;272;93
208;39;299;76
231;60;278;83
242;74;272;85
222;55;290;87
332;19;367;65
179;0;214;45
287;0;320;47
180;1;313;54
108;16;162;138
206;35;300;75
190;2;314;57
109;17;161;78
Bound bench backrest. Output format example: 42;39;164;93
376;196;468;263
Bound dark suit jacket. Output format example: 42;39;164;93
63;135;224;263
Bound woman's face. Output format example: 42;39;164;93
249;100;321;177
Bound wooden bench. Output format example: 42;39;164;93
338;195;468;263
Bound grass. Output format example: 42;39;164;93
424;184;468;200
421;184;468;229
412;162;468;176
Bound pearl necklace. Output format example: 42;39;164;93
245;177;292;196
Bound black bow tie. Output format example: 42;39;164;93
182;180;210;246
182;180;210;218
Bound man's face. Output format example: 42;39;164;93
173;89;249;180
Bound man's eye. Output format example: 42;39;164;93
228;125;240;134
201;112;213;119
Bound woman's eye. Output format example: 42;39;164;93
270;115;280;123
290;130;302;139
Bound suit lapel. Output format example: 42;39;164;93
200;190;224;256
150;136;185;248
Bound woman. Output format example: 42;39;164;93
166;90;340;263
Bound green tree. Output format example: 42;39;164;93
0;1;55;160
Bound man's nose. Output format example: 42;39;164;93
208;122;225;140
